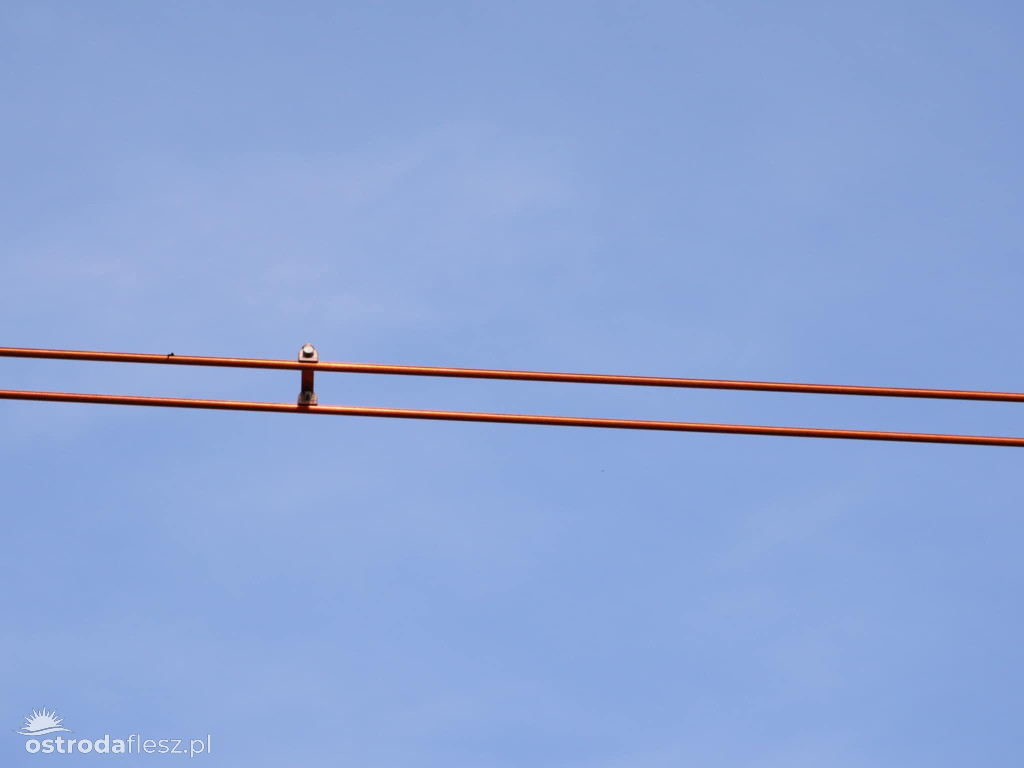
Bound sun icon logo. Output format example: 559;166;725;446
13;708;73;737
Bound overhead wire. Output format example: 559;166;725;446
2;346;1023;402
1;346;1021;447
2;389;1022;447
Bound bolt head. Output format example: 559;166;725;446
300;344;317;359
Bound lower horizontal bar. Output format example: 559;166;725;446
1;389;1022;448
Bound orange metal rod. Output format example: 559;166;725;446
2;389;1022;447
1;346;1022;403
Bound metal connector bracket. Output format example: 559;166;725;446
298;343;318;405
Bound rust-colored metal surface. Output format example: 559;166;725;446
1;346;1021;403
2;389;1022;448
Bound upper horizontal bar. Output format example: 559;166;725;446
2;388;1022;447
2;346;1023;403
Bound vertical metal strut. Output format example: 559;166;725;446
298;343;318;405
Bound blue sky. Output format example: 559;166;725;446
2;2;1024;765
